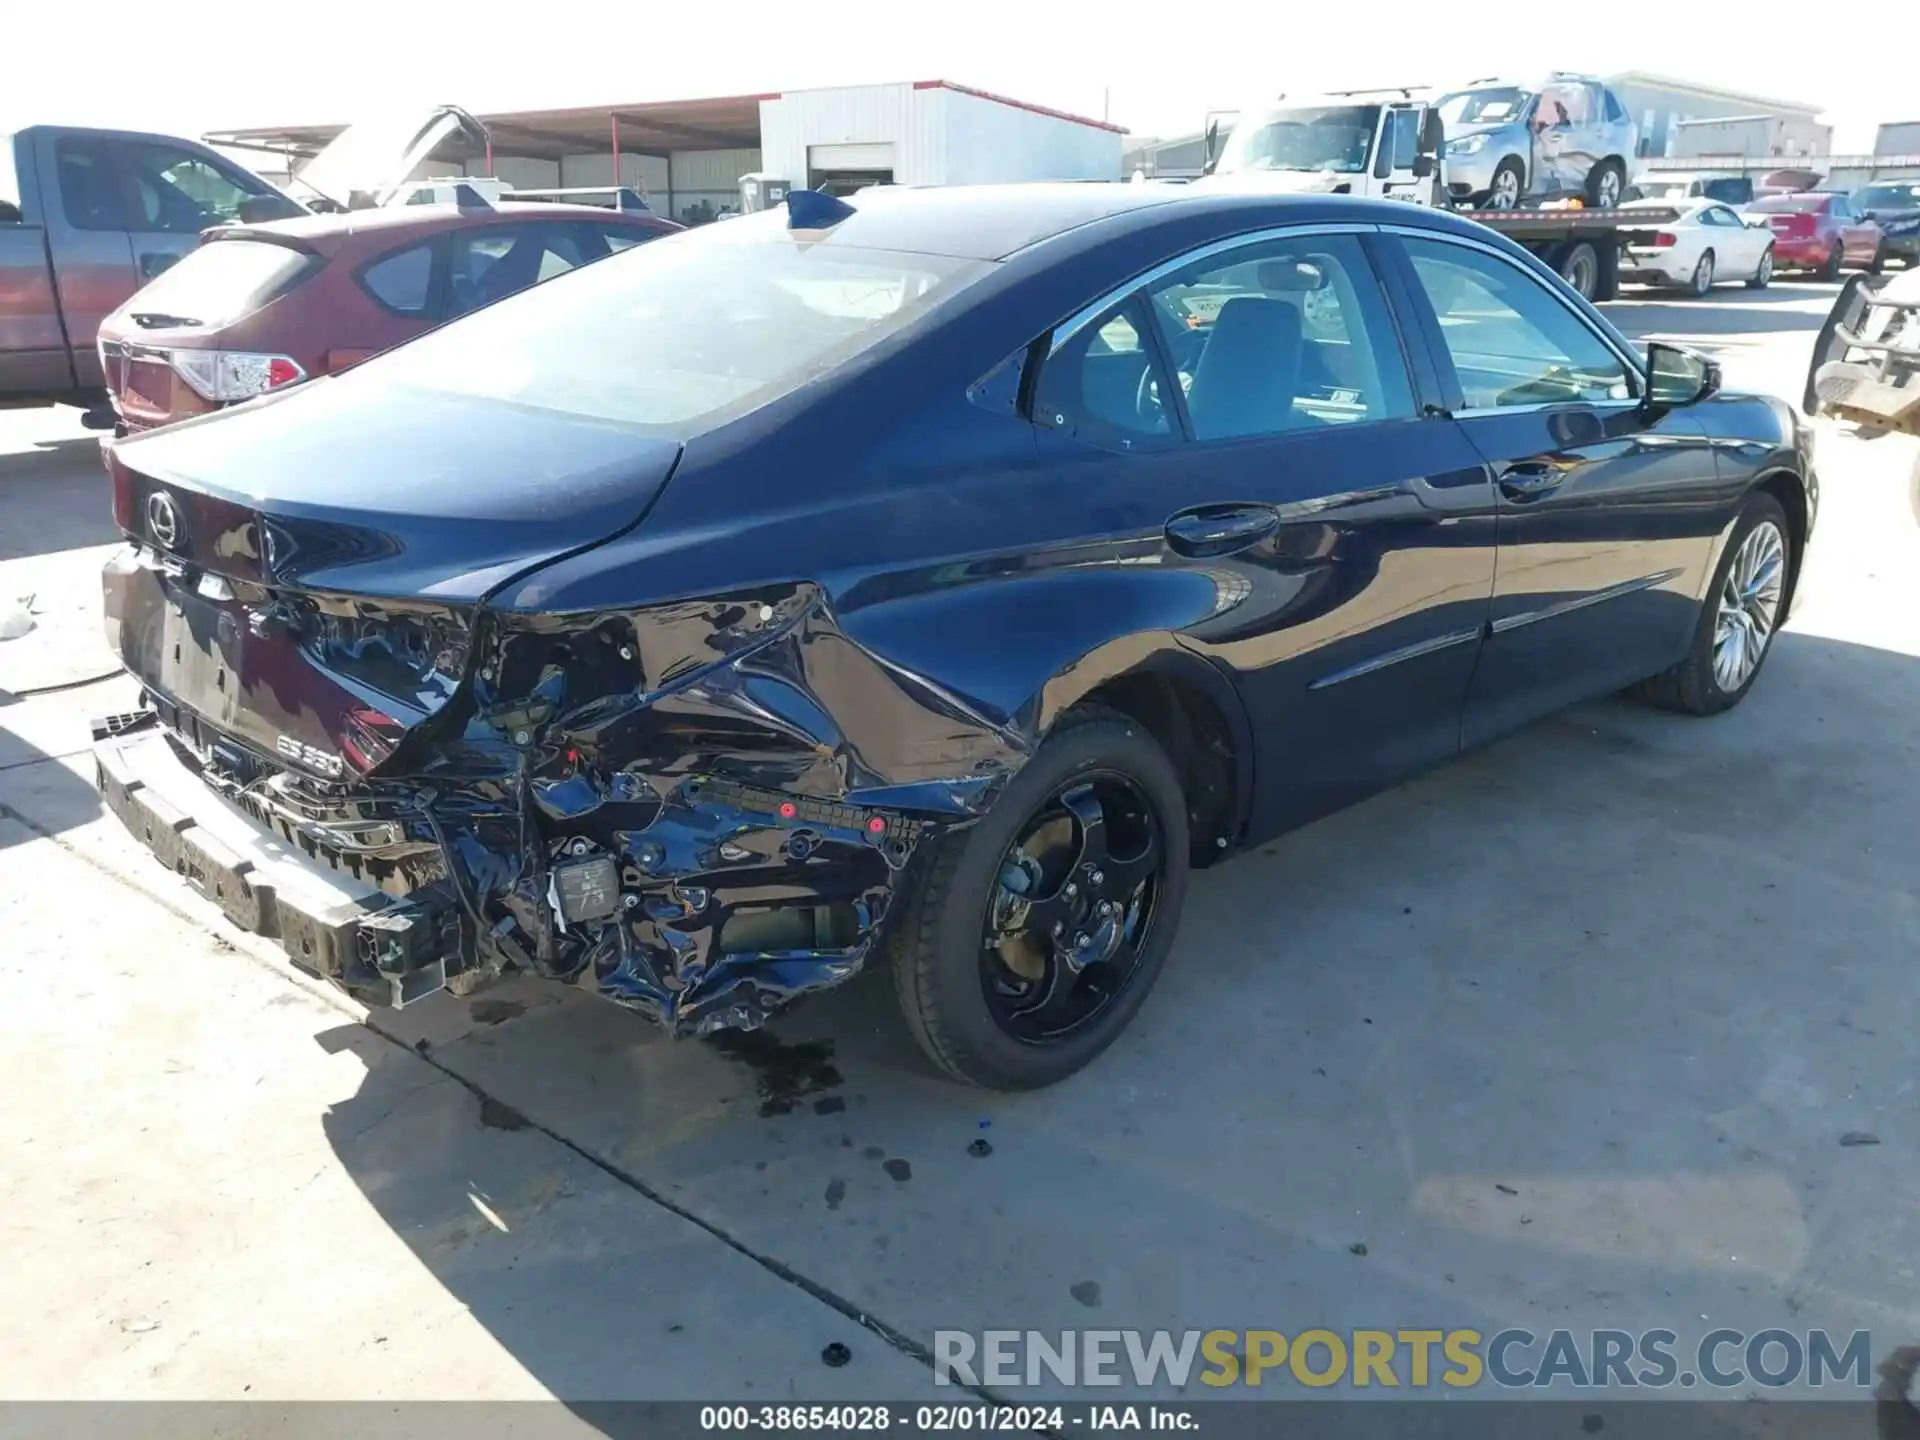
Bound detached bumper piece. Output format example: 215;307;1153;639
92;713;463;1009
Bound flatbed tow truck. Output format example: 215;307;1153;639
1194;88;1675;301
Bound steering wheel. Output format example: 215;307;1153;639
1135;365;1165;424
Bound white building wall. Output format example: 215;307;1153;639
759;83;924;185
931;87;1121;183
758;83;1119;187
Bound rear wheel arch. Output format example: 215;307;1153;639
1038;647;1254;867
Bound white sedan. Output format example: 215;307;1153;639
1619;199;1776;296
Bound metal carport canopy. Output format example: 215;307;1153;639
204;93;773;161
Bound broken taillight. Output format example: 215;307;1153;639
168;350;307;403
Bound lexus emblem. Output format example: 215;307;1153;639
146;491;181;550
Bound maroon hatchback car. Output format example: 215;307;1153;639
97;200;677;431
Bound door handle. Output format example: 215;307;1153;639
1495;462;1565;502
1164;505;1281;558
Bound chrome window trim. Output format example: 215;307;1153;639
1047;222;1382;356
1376;223;1649;405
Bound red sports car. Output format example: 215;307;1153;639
1743;192;1885;278
98;199;677;432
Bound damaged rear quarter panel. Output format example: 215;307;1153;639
470;342;1256;1031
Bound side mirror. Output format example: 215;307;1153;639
1412;155;1435;179
1646;341;1720;409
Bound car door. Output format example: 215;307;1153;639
1531;83;1591;197
1828;194;1881;267
1701;204;1767;276
38;133;138;384
113;138;281;289
1384;231;1722;746
1030;226;1499;836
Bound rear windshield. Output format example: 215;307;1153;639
357;212;992;430
1747;195;1830;214
120;237;317;327
1856;183;1920;209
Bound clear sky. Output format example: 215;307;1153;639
5;0;1912;152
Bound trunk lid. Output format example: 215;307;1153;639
104;377;679;780
291;106;491;211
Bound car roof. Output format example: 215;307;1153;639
722;183;1510;263
755;183;1189;260
235;201;667;244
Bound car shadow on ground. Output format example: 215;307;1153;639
0;709;104;846
314;624;1920;1412
0;433;119;561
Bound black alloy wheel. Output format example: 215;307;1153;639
889;708;1191;1089
980;772;1165;1043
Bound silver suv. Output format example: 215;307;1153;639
1437;73;1638;209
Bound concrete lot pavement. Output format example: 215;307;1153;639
3;280;1919;1406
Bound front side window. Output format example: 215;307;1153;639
1383;109;1422;172
1143;233;1413;440
122;143;264;232
1401;238;1634;410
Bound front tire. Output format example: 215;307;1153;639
889;708;1191;1089
1484;158;1525;210
1586;159;1625;209
1633;493;1791;716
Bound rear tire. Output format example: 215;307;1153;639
889;707;1191;1090
1633;493;1791;716
1689;249;1716;297
1557;241;1600;300
1820;244;1843;280
1746;247;1774;289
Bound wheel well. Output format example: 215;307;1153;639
1075;671;1241;867
1757;470;1810;613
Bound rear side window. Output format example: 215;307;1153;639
446;222;606;318
360;242;437;316
1031;297;1176;450
1605;90;1627;124
600;224;656;255
56;138;129;231
119;238;318;327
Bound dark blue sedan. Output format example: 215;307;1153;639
95;183;1816;1088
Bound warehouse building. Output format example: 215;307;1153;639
1605;71;1826;160
208;81;1126;226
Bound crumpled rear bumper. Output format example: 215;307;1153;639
93;712;427;1005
